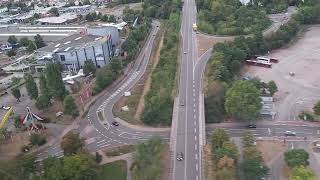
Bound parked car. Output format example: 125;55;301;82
180;99;185;106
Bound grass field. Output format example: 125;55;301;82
99;160;127;180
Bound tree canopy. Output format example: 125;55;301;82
83;60;96;76
24;73;38;100
225;80;262;121
289;165;316;180
46;63;67;101
284;149;309;168
63;95;79;117
61;131;84;155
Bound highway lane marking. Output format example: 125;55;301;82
196;175;199;180
194;128;197;133
194;109;196;113
196;163;198;171
291;142;294;149
194;114;196;119
318;130;320;134
97;139;106;143
195;144;197;150
268;128;271;135
193;98;196;102
193;104;196;107
195;154;198;160
194;121;196;126
195;136;197;141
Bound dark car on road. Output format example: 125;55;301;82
247;124;257;128
112;121;119;126
177;152;184;161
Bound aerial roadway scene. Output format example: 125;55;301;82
0;0;320;179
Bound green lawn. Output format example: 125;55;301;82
99;160;127;180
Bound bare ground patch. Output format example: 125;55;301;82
256;140;287;164
197;34;234;57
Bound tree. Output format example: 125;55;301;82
27;42;36;52
108;15;116;23
63;95;79;116
62;153;99;180
34;34;46;49
110;58;122;76
29;133;46;146
215;141;239;162
43;157;64;180
242;131;256;147
284;149;309;168
24;74;38;99
225;80;262;121
267;80;278;96
241;157;269;180
289;166;316;180
36;95;51;109
313;100;320;115
7;35;17;45
46;63;67;101
7;49;16;57
33;13;40;19
39;73;50;96
93;66;113;94
210;128;229;151
49;7;59;16
83;60;96;76
216;167;236;180
11;88;21;102
243;146;263;161
61;131;84;155
19;37;30;47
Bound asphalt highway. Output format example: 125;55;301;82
172;0;202;179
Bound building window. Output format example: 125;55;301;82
60;55;66;61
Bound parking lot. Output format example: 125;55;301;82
244;25;320;121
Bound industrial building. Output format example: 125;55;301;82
35;25;120;72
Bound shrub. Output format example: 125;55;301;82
30;133;46;146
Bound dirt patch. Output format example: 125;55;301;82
244;25;320;121
134;35;164;120
197;34;234;57
203;145;215;180
42;101;74;125
256;140;287;164
0;131;29;160
104;145;135;157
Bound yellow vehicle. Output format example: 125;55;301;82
192;23;197;31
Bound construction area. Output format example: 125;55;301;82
244;25;320;122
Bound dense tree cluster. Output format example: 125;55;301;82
240;131;269;180
225;80;262;121
63;95;79;117
205;2;320;122
142;13;180;125
143;0;182;19
121;21;151;63
85;12;116;23
197;0;271;35
210;129;238;179
284;149;316;179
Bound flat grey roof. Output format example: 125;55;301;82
36;33;103;53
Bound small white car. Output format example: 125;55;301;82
285;131;296;136
183;51;187;54
1;105;10;110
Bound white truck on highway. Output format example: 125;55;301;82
192;23;197;31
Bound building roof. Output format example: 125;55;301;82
36;13;78;24
36;33;103;53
